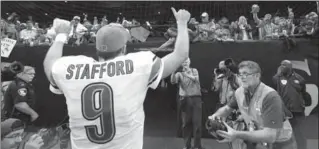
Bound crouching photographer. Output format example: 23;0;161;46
208;61;297;149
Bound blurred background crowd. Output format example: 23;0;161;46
1;1;318;47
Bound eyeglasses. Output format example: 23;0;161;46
237;72;256;78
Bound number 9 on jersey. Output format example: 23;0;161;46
81;83;116;144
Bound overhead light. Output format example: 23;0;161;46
45;13;48;16
6;13;9;15
65;1;67;3
158;12;161;14
119;13;122;15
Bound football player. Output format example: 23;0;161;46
43;8;190;149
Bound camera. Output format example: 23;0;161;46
214;58;238;79
2;61;24;81
176;66;183;73
6;61;24;74
214;68;227;79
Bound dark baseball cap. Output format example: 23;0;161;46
96;23;130;53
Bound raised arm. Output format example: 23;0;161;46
251;4;262;25
160;8;190;79
43;18;71;86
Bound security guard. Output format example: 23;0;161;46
273;60;308;149
3;66;38;124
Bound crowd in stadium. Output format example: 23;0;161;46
1;3;318;47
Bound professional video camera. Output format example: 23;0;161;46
1;61;24;81
214;58;238;79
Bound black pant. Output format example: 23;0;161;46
180;96;202;149
289;112;307;149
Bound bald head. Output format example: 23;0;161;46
281;60;292;69
280;60;293;76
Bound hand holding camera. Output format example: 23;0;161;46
214;58;238;79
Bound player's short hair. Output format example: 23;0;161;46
96;47;125;60
238;60;261;74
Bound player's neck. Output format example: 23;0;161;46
98;53;125;62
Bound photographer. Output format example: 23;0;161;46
210;59;242;148
20;21;37;46
211;59;240;109
209;61;297;149
171;58;203;149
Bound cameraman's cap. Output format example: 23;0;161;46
96;23;130;52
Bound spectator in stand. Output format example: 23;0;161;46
234;16;253;40
81;14;93;44
197;12;216;41
89;16;100;43
286;7;296;36
188;18;200;42
1;18;8;39
20;20;37;45
271;8;295;39
6;13;19;40
251;4;278;40
100;15;108;27
295;12;318;38
33;22;38;29
305;12;318;36
91;16;100;32
69;16;88;46
215;17;233;41
35;29;50;45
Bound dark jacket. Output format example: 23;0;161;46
273;72;307;112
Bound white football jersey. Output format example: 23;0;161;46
49;51;164;149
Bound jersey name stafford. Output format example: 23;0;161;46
65;59;134;80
